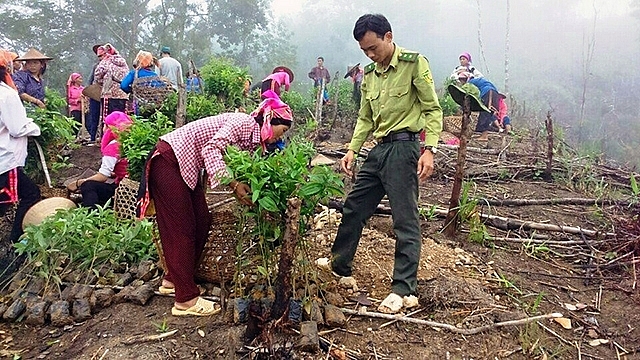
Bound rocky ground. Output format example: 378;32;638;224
0;128;638;360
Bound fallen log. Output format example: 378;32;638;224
340;308;562;335
478;212;615;237
440;143;501;155
327;200;615;238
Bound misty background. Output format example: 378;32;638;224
1;0;638;166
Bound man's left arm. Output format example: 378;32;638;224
413;56;442;147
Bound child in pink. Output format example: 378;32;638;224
493;95;512;133
67;73;86;133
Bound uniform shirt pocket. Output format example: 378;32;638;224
364;88;381;115
386;84;411;113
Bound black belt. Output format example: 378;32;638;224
379;131;418;143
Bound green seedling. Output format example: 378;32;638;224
154;318;170;333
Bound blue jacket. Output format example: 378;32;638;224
469;78;498;98
121;68;161;93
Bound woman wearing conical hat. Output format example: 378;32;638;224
11;48;52;109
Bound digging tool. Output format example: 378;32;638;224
32;138;52;188
77;97;90;141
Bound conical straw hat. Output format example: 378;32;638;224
22;197;76;230
272;66;294;82
16;48;53;61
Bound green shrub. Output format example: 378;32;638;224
16;205;155;292
200;57;251;109
280;89;314;120
439;92;460;117
119;112;174;181
439;78;461;117
223;140;343;285
333;80;360;118
159;92;226;123
24;90;78;182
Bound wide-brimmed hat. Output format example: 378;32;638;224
272;66;294;82
22;197;76;230
16;48;53;61
448;84;490;112
344;63;361;78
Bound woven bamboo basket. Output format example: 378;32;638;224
443;114;478;139
113;177;140;220
115;176;243;284
132;74;174;110
195;210;241;283
151;210;241;284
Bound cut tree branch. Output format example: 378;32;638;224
340;308;562;335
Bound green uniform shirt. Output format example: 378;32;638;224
348;44;443;153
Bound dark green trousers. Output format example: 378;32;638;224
331;140;421;296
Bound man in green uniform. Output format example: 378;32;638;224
330;13;442;313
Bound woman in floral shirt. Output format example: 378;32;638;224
93;43;129;122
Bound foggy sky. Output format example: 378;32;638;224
272;0;636;121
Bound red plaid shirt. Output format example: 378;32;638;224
160;113;261;189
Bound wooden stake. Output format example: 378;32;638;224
175;67;186;128
544;111;553;181
444;94;472;237
270;197;302;320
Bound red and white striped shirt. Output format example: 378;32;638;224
160;112;261;190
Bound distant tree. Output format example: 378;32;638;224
248;19;298;76
144;0;209;62
205;0;269;65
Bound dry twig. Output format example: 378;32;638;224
341;308;562;335
122;329;178;345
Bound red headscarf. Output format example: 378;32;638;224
250;90;293;148
101;111;133;157
0;49;17;90
97;43;118;58
67;73;82;87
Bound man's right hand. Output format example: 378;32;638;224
341;150;355;177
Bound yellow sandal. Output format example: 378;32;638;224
171;297;221;317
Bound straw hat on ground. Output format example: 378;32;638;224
22;197;76;230
16;48;53;61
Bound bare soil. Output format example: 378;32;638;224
0;129;639;360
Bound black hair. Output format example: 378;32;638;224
0;67;6;83
253;113;292;127
317;56;324;61
353;14;392;41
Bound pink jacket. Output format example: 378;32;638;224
67;85;84;112
497;98;508;124
264;72;290;91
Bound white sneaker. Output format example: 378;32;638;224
403;295;419;309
